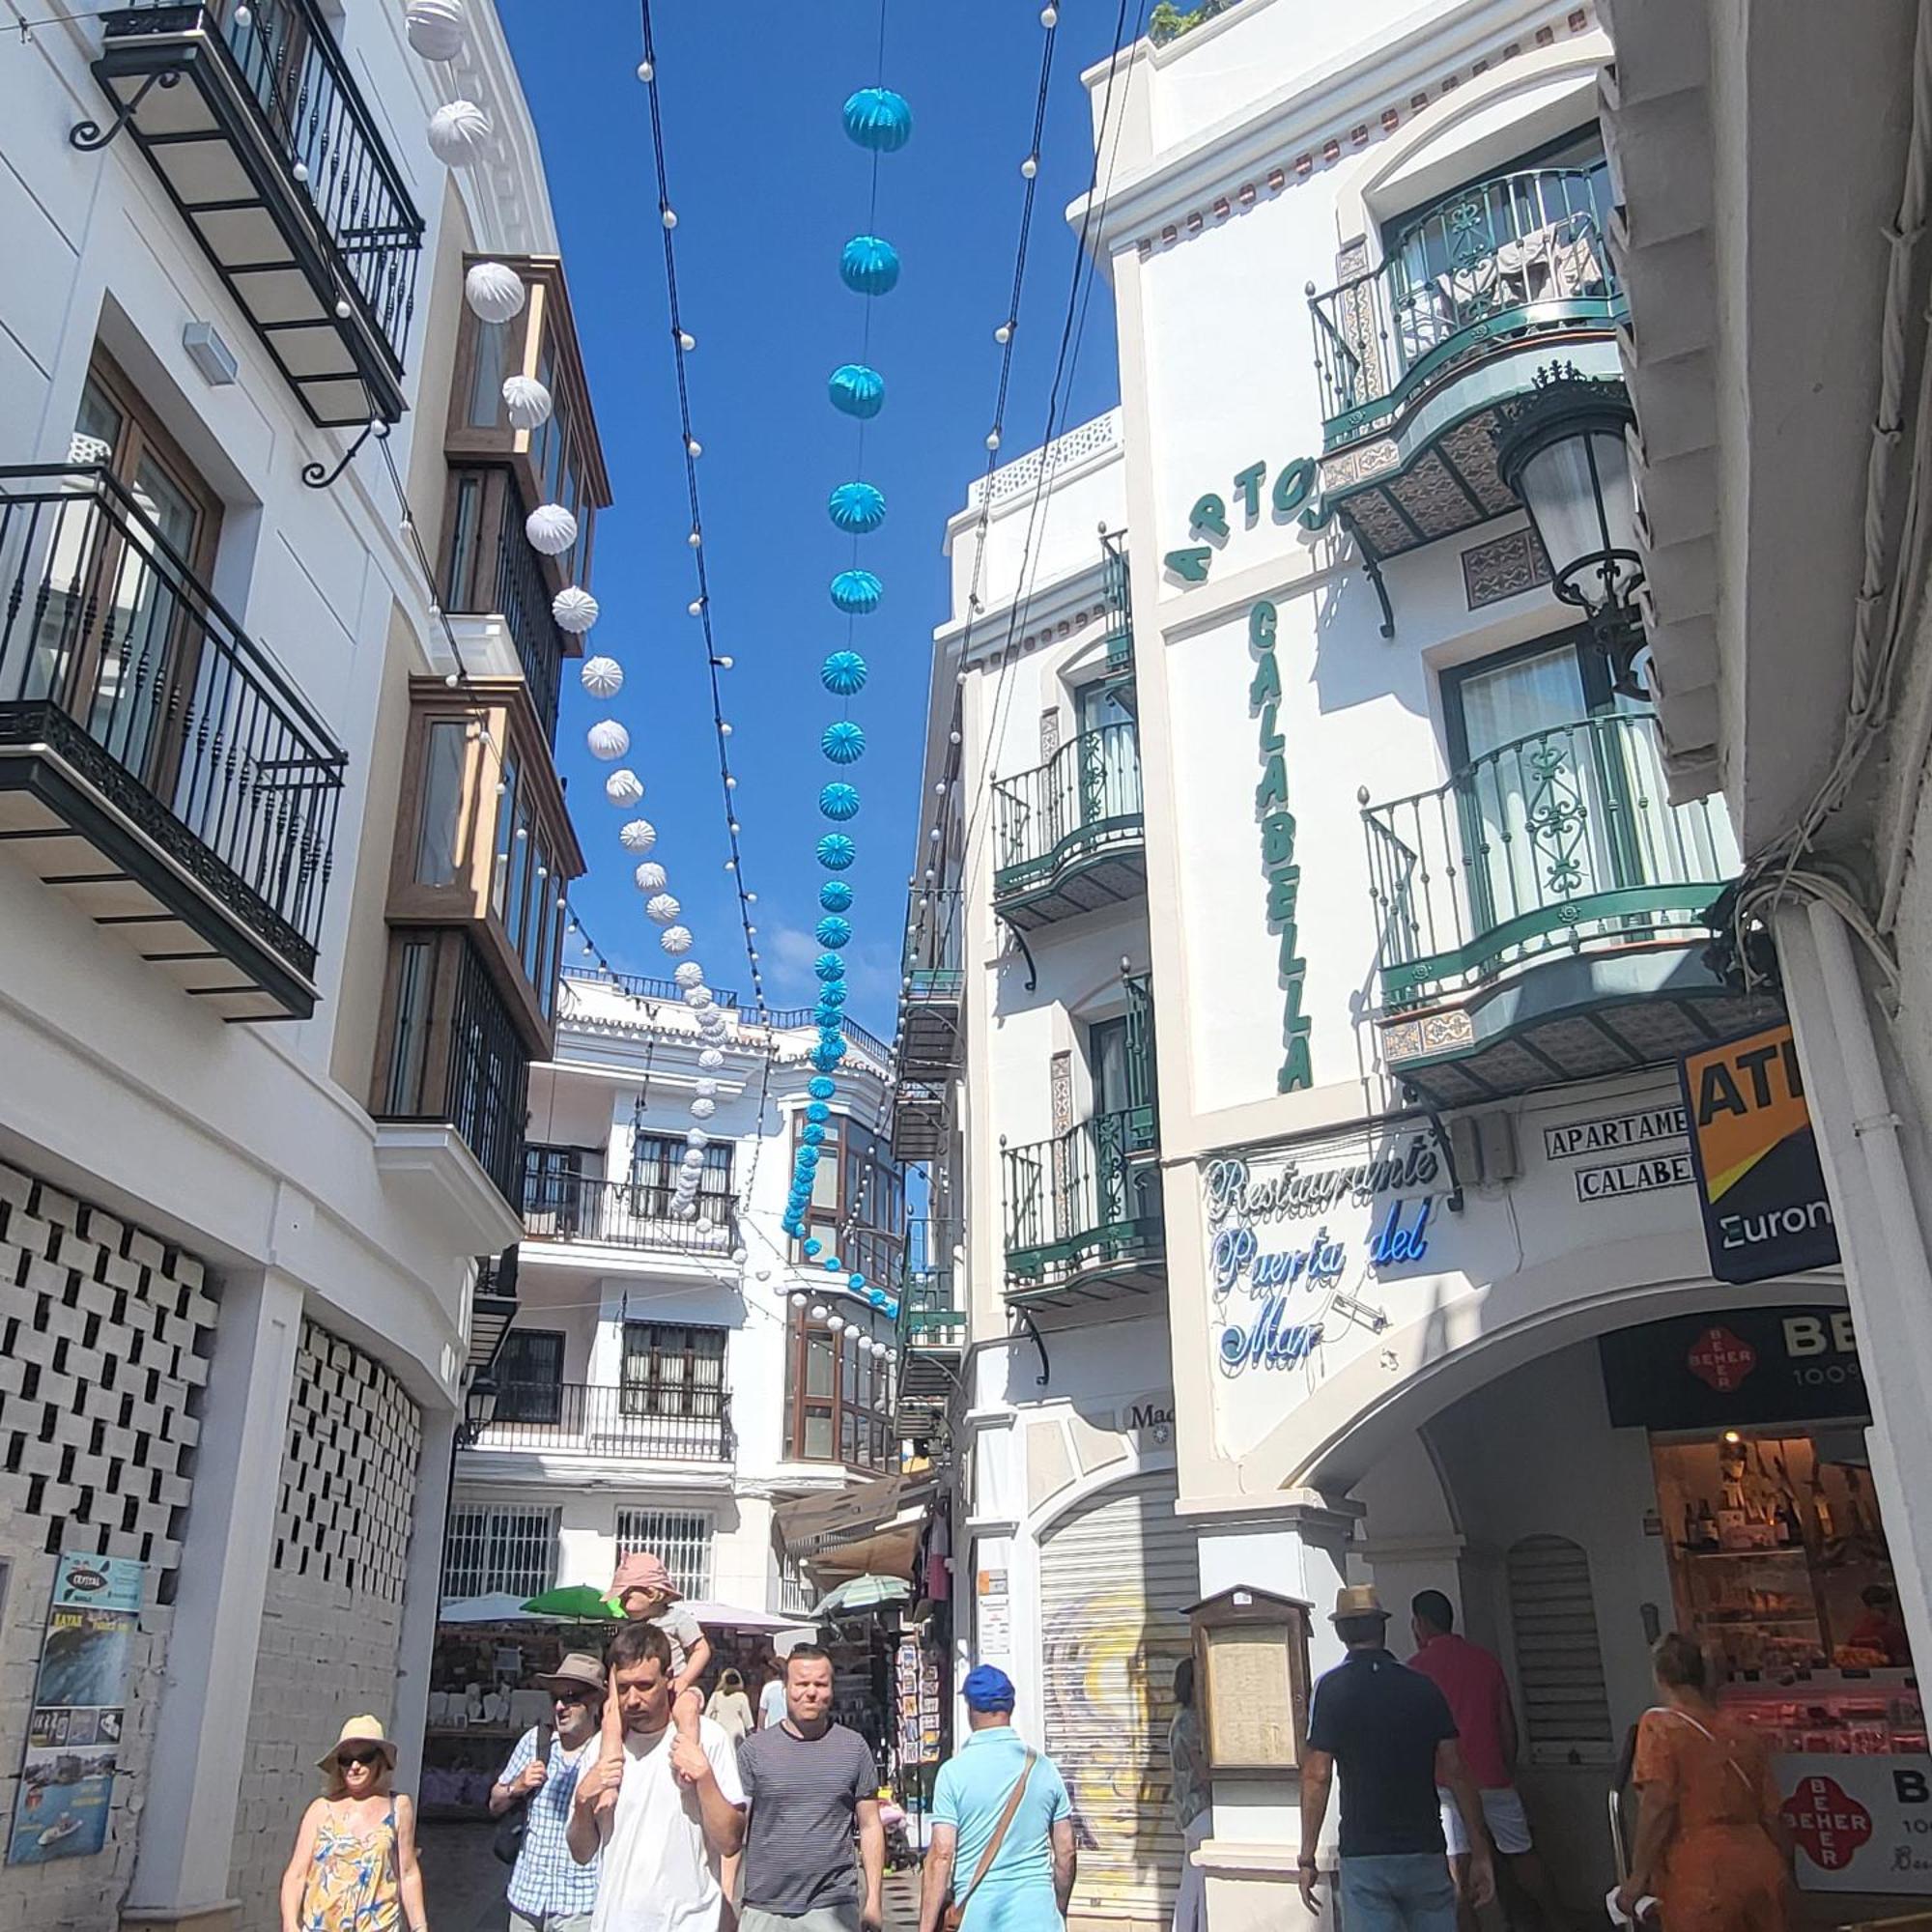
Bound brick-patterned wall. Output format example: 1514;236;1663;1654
0;1158;216;1931
230;1322;422;1927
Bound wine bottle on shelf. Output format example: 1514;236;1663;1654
1810;1471;1836;1544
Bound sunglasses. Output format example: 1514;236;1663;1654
553;1689;597;1706
337;1747;384;1769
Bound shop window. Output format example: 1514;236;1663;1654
616;1507;713;1599
1504;1534;1613;1764
442;1504;557;1599
494;1328;564;1424
620;1322;726;1420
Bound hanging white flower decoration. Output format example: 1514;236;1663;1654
620;819;657;854
685;986;714;1009
685;1129;709;1150
673;962;705;988
502;374;553;431
553;586;599;635
586;719;630;761
580;655;623;698
690;1097;717;1120
464;261;526;325
681;1146;708;1168
428;99;494;168
526;503;578;555
605;768;643;806
660;924;694;955
645;893;682;925
698;1048;725;1070
405;0;467;62
696;1078;719;1098
633;861;668;893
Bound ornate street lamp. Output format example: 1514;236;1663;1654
1495;365;1648;698
458;1368;499;1448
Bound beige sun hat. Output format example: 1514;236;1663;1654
1329;1584;1390;1624
535;1652;608;1695
317;1716;398;1773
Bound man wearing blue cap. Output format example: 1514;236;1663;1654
918;1665;1076;1932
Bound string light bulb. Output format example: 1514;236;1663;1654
1021;156;1037;179
662;208;678;229
1040;4;1058;22
678;329;696;351
637;58;654;81
688;529;702;548
985;429;1002;450
994;323;1012;344
687;437;702;457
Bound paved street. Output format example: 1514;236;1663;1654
418;1821;923;1932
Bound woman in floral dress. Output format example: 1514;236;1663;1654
279;1716;430;1932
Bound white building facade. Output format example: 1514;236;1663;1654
902;5;1922;1928
0;4;598;1928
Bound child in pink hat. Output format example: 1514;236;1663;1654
594;1550;712;1795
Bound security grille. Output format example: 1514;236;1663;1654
442;1504;558;1600
616;1507;713;1599
1506;1533;1614;1763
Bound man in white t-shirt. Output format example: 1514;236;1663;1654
569;1621;746;1932
757;1647;788;1731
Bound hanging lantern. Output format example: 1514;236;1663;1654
839;235;901;296
806;1101;831;1124
818;782;861;822
502;374;553;431
645;893;682;925
820;721;867;768
464;261;526;325
526;503;579;555
808;1076;837;1100
819;880;854;913
632;862;668;894
814;953;846;982
580;655;624;697
673;961;705;988
553;586;599;635
605;768;644;806
405;0;466;62
619;819;658;853
817;982;848;1008
820;650;868;696
830;569;882;615
660;924;694;955
586;719;630;761
842;86;914;152
690;1097;717;1120
828;363;886;419
828;481;887;535
816;834;856;870
687;987;714;1009
428;100;494;168
815;916;852;949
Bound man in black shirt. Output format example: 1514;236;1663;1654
1297;1586;1493;1932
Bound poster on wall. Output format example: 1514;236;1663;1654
1779;1755;1932;1892
7;1553;144;1866
1679;1024;1839;1284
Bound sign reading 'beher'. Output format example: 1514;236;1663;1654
1679;1024;1840;1283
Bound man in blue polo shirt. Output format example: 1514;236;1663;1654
918;1666;1076;1932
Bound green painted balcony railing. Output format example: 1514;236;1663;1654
1309;162;1622;449
1361;711;1741;1009
992;721;1143;905
1003;1106;1161;1294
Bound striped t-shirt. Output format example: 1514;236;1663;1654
737;1720;878;1912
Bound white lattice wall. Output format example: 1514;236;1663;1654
231;1321;422;1926
0;1156;217;1931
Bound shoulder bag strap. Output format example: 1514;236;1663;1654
955;1750;1037;1916
536;1719;555;1769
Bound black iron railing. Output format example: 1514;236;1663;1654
1003;1108;1162;1292
993;722;1144;902
561;964;743;1009
446;940;529;1204
1361;712;1740;1008
1309;163;1619;446
899;1216;964;1349
477;1379;733;1461
767;1008;895;1066
111;0;424;373
902;888;964;995
488;499;563;742
521;1172;739;1255
0;466;344;971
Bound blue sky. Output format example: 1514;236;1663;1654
497;2;1131;1034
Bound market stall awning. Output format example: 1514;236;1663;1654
776;1473;936;1586
440;1593;552;1624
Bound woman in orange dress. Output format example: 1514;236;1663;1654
1616;1634;1793;1932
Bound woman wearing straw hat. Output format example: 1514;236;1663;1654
278;1716;429;1932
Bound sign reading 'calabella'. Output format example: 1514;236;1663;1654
1249;599;1311;1094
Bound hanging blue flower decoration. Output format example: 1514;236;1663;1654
801;1123;826;1147
830;569;882;615
868;1289;888;1308
828;363;885;420
821;651;868;696
817;982;848;1009
813;1013;840;1037
828;481;887;536
812;1043;845;1071
804;1237;822;1257
819;782;861;821
823;1256;842;1272
842;86;913;152
815;916;852;949
808;1075;837;1100
816;834;857;870
885;1299;900;1320
814;952;846;981
806;1101;830;1124
822;720;866;764
798;1149;819;1169
819;879;854;913
839;235;900;296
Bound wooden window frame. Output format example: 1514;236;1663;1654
781;1302;895;1472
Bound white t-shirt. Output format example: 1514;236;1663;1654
591;1716;746;1932
758;1679;786;1729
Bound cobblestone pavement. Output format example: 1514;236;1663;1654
418;1820;923;1932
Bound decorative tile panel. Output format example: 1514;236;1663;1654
1463;528;1552;609
1039;710;1063;761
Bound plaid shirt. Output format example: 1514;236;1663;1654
500;1726;601;1918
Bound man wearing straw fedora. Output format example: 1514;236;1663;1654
1297;1585;1494;1932
491;1651;608;1932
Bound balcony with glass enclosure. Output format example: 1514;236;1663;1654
79;0;424;426
1360;710;1781;1107
1308;156;1627;564
0;465;344;1019
992;721;1146;930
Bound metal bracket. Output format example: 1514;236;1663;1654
998;915;1040;994
301;416;388;491
71;68;182;153
1012;1304;1050;1387
1417;1100;1465;1212
1337;509;1397;639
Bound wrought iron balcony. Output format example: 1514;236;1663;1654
992;722;1146;930
766;1008;895;1069
469;1379;733;1463
1362;712;1779;1106
1003;1107;1163;1311
521;1173;739;1257
1311;165;1620;450
561;964;741;1009
899;889;963;1079
891;1078;948;1163
79;0;424;427
0;466;343;1018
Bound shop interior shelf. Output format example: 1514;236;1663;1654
1678;1546;1812;1559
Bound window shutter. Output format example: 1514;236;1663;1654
1506;1533;1614;1764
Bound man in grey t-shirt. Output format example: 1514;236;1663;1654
735;1643;884;1932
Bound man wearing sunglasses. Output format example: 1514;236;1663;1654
493;1652;608;1932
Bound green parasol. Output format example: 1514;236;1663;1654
521;1583;621;1621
